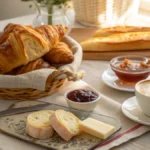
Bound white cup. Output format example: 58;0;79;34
135;79;150;117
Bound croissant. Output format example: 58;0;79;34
4;23;33;31
8;26;50;61
7;58;56;75
0;27;49;74
0;24;67;74
35;25;67;49
44;42;74;64
0;42;27;74
0;23;30;44
1;23;67;46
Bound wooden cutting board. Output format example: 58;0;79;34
68;28;150;60
69;28;97;43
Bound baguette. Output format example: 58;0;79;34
50;110;81;141
93;26;150;37
81;32;150;51
26;110;54;139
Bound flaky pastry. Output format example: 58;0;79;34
44;42;74;64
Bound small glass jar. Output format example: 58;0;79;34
110;55;150;83
33;2;71;34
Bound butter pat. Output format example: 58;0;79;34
79;118;115;139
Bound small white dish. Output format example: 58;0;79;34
102;68;135;92
64;89;100;112
122;96;150;126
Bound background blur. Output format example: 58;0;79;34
0;0;35;20
0;0;149;21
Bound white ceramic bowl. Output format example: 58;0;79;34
64;88;101;112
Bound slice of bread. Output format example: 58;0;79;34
50;109;81;141
26;110;54;139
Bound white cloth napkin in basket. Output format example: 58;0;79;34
0;36;82;91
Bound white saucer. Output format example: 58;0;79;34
122;96;150;126
102;68;135;92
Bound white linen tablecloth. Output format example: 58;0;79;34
0;60;149;150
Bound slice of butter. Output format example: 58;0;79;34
79;118;115;139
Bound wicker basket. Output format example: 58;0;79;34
0;36;83;100
73;0;140;27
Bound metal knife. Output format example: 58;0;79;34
0;103;51;117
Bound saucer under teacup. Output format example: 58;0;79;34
122;96;150;126
102;68;135;92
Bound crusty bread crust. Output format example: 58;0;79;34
50;110;81;141
81;32;150;51
50;111;73;141
93;26;150;37
26;110;54;139
26;121;54;139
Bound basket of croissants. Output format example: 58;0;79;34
0;23;83;100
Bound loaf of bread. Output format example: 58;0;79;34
93;25;150;37
7;58;56;75
44;42;74;64
26;110;54;139
50;110;81;141
81;32;150;51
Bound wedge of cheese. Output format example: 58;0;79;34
79;118;115;139
26;110;54;139
50;109;81;141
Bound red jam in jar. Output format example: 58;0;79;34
67;89;98;103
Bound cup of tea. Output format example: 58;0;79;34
135;79;150;116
